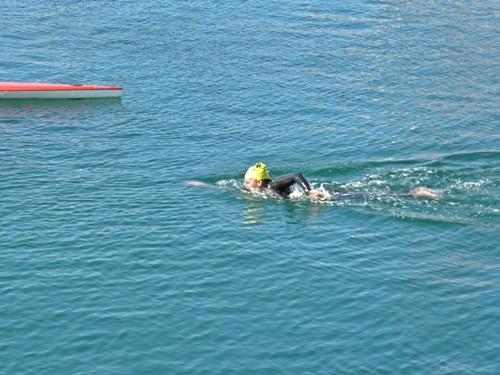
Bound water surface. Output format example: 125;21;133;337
1;1;499;374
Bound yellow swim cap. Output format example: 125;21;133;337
244;162;270;181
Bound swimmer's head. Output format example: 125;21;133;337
244;162;271;189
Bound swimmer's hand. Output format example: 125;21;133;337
308;189;328;200
410;187;443;200
186;180;212;187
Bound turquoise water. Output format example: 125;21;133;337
1;1;499;373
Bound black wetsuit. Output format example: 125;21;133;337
269;173;312;198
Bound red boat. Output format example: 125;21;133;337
0;82;122;99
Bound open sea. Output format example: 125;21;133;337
1;1;499;374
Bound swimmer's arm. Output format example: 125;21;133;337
288;173;327;199
185;180;212;187
271;173;326;200
271;173;310;191
269;173;307;197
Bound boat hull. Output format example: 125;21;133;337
0;82;122;99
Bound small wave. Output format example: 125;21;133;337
312;151;499;178
312;158;424;177
388;209;500;229
438;150;500;163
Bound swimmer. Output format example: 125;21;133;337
187;162;442;201
243;162;327;200
243;162;442;200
